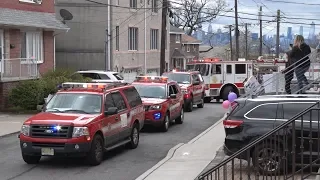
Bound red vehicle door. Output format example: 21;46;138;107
103;93;120;146
168;84;180;118
192;74;202;102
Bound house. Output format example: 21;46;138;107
0;0;68;110
55;0;170;82
169;25;201;70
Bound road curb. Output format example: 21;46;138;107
0;131;19;139
135;143;185;180
188;113;227;144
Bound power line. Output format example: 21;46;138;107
264;0;320;5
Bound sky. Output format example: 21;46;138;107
201;0;320;38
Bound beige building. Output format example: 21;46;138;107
55;0;169;82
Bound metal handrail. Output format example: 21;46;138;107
197;101;320;179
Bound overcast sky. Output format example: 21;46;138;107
202;0;320;38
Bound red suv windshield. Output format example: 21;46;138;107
164;73;191;84
133;84;166;99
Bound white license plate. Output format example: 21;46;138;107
41;148;54;156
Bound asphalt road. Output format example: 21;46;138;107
0;103;225;180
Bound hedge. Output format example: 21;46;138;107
8;69;91;110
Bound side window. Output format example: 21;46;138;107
192;74;199;82
105;94;116;109
211;64;221;74
246;104;279;119
122;87;142;108
171;85;178;94
226;65;232;74
283;103;315;120
98;73;111;80
168;85;174;95
235;64;246;74
197;73;204;82
111;92;127;111
80;73;96;79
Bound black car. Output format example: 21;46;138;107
223;94;320;175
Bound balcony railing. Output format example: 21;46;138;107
0;58;39;81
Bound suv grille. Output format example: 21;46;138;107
30;125;72;138
144;105;150;111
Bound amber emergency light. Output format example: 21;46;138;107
60;82;127;91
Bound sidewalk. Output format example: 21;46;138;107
136;114;227;180
0;114;32;137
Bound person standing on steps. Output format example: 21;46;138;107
288;35;311;94
282;48;294;94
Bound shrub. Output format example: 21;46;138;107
9;69;91;110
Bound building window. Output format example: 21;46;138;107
150;29;159;50
21;31;43;63
116;26;119;51
193;44;197;52
186;45;190;52
128;27;138;50
152;0;158;13
130;0;137;8
176;34;180;43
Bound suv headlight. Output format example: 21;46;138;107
72;127;90;137
150;105;162;110
21;125;30;136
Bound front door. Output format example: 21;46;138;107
103;93;120;146
0;29;3;74
192;74;202;102
168;85;179;119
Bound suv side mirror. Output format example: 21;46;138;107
193;80;200;85
169;94;177;99
105;107;118;116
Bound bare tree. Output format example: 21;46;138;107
169;0;227;35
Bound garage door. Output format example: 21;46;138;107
147;69;158;76
122;69;138;83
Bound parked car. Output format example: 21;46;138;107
223;94;320;175
19;82;144;166
74;70;125;83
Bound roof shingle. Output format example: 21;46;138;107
181;34;201;44
0;8;69;30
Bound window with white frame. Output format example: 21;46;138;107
152;0;158;13
175;34;180;43
186;45;190;52
150;29;159;50
21;31;43;63
130;0;137;8
193;44;197;51
128;27;138;50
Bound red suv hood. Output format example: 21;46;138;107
141;98;166;105
24;112;101;126
178;84;191;89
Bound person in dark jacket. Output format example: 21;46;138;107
283;50;294;94
288;35;311;94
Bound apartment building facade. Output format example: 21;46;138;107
55;0;169;82
0;0;68;110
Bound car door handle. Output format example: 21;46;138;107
115;116;119;121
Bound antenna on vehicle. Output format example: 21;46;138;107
60;9;73;24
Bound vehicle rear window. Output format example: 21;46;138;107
246;103;278;119
113;73;124;80
163;73;191;84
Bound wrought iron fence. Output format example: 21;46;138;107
197;101;320;180
0;58;39;80
243;50;320;98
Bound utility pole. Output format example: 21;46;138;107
235;0;239;61
259;6;262;56
245;23;248;60
144;0;147;74
105;0;111;71
276;9;280;58
229;25;233;60
160;0;168;75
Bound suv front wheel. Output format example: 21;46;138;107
86;135;104;166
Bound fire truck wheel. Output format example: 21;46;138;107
22;154;41;164
204;97;212;103
86;134;104;166
127;122;140;149
197;96;204;108
222;86;235;101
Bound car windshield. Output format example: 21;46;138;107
164;73;191;84
45;93;102;114
133;84;166;99
113;73;124;80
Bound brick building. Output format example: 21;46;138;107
0;0;68;110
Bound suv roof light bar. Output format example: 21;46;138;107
134;76;168;83
60;82;128;91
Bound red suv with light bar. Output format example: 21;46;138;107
163;71;206;112
19;82;144;166
132;76;184;132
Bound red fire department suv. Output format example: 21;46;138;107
19;82;144;166
163;71;206;112
131;76;184;132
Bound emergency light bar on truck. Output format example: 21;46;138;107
134;76;169;83
59;82;128;91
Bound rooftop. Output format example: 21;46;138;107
181;34;201;44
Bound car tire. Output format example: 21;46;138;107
161;113;170;132
252;142;283;176
86;135;104;166
175;108;184;124
127;123;140;149
22;154;41;164
197;95;204;108
185;99;193;112
222;86;234;101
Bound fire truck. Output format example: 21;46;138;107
185;57;287;102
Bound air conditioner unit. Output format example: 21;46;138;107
33;0;42;4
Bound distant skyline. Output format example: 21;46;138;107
201;0;320;39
